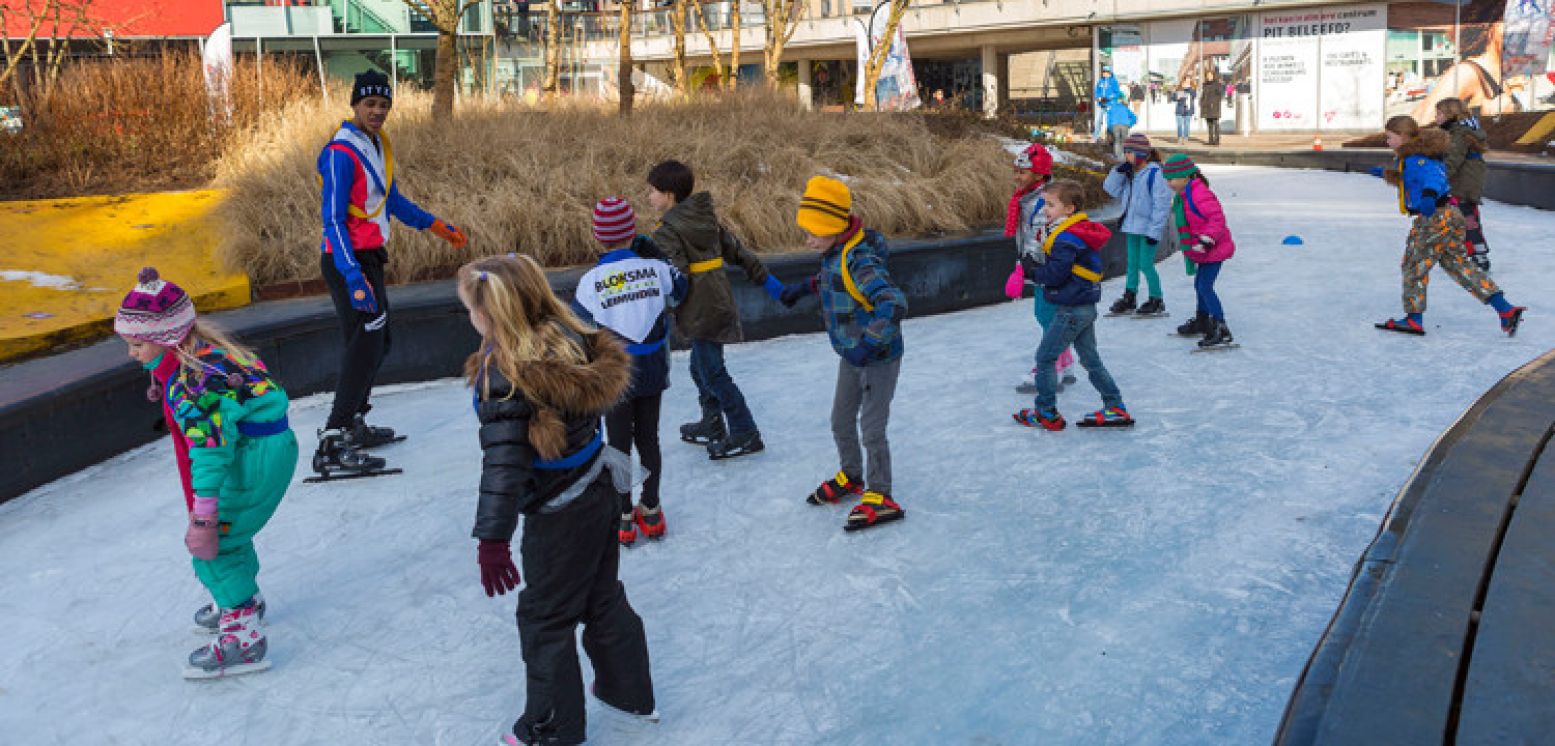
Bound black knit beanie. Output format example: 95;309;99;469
351;71;393;106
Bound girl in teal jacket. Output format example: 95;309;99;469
115;267;297;679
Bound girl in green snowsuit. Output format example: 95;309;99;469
116;267;296;679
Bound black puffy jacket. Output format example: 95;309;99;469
471;328;631;542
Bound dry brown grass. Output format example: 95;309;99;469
0;52;317;199
214;89;1020;285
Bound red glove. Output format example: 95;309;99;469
185;498;220;561
477;540;520;597
429;219;468;250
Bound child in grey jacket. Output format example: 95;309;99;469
1101;133;1174;316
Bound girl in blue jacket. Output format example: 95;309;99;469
1373;116;1524;336
1102;133;1174;317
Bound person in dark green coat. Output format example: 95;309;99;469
645;159;785;460
1435;97;1493;271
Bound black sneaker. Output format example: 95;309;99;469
707;430;764;460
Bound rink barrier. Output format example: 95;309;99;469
0;224;1163;505
1185;148;1555;212
1274;348;1555;746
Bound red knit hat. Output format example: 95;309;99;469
592;197;637;245
1013;142;1053;176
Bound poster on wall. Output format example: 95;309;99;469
1386;0;1553;120
853;12;922;110
1256;4;1386;130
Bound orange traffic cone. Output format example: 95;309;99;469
1312;134;1324;152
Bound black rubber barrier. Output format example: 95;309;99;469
1274;349;1555;746
1187;148;1555;212
0;224;1158;505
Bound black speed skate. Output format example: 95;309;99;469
350;413;405;448
707;429;764;460
679;411;726;445
1105;289;1137;317
306;428;401;483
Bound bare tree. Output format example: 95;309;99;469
860;0;909;111
1;0;98;103
725;0;739;91
543;0;562;100
617;0;634;115
669;0;687;96
760;0;802;88
689;1;723;94
401;0;482;120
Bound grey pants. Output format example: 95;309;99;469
831;356;901;495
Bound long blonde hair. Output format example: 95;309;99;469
459;254;595;401
170;319;263;378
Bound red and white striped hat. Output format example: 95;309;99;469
592;197;637;245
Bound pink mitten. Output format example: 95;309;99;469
1004;264;1026;300
185;496;220;561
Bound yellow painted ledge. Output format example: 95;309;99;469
0;190;250;363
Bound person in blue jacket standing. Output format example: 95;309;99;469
1094;66;1124;139
315;70;468;476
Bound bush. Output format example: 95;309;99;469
214;89;1017;285
0;52;316;199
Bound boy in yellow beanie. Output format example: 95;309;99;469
779;176;908;532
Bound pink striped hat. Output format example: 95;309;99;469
114;267;196;346
592;197;637;245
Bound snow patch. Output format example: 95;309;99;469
1;270;86;290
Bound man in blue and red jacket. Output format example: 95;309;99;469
315;70;467;474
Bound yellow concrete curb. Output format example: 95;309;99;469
0;190;250;363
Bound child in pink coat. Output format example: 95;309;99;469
1163;154;1236;348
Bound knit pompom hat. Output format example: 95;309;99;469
1162;153;1199;179
592;197;637;245
796;175;852;237
114;267;196;346
1013;142;1054;176
1123;133;1152;154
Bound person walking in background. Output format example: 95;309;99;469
1094;66;1123;140
1106;98;1138;160
1200;70;1224;146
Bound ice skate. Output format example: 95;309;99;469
194;592;265;634
591;682;661;724
1133;297;1167;318
350;413;405;449
1078;406;1134;428
618;511;638;547
1500;307;1526;337
633;505;665;540
678;410;726;445
1375;317;1425;336
808;471;864;505
1176;311;1210;337
844;491;905;532
183;604;270;680
1105;289;1137;317
306;428;400;483
1197;320;1235;350
707;429;763;460
500;712;581;746
1014;407;1066;431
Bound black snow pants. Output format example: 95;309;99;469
512;475;655;744
320;248;390;431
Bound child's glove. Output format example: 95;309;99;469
429;218;469;250
842;340;878;367
762;275;785;303
779;279;815;307
343;267;378;314
1367;166;1385;178
1004;263;1026;300
1114;162;1133;175
477;540;520;597
185;497;220;561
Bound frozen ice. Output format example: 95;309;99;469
1;166;1552;744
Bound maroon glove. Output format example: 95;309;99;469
478;540;520;597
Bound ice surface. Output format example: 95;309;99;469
2;167;1552;745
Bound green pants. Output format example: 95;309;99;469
193;430;297;609
1125;233;1163;298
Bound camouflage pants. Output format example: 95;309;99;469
1401;205;1500;315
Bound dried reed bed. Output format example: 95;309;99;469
215;89;1014;285
0;52;316;199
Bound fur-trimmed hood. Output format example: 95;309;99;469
1397;127;1450;159
481;327;630;459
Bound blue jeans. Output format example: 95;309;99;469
1194;261;1224;320
689;340;756;435
1176;114;1191;140
1034;304;1125;412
